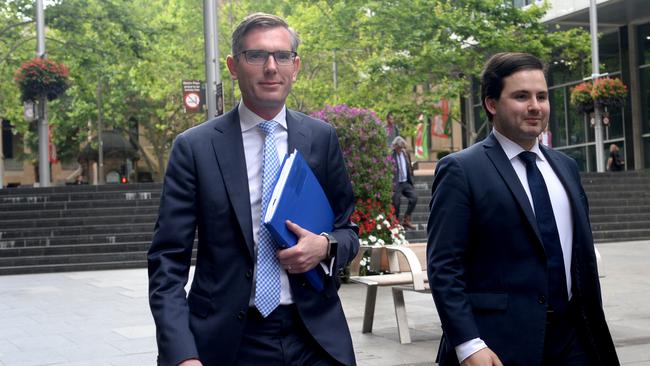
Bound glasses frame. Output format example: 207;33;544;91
237;49;298;66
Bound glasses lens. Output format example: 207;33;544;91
245;50;267;64
274;51;294;64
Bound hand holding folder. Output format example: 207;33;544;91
263;150;335;292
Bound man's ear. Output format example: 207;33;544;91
485;97;498;116
226;55;238;80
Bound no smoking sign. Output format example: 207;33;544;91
184;92;201;109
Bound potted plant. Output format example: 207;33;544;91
14;57;70;102
569;81;594;114
591;77;628;108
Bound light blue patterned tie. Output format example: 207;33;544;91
254;120;282;317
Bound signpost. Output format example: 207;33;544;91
182;80;204;113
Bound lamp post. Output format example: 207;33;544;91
203;0;221;119
36;0;51;186
589;0;605;173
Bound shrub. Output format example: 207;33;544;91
312;104;407;246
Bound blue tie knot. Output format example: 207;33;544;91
259;120;278;135
519;151;537;167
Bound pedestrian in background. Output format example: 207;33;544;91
607;143;624;172
386;111;400;146
427;52;619;366
391;136;417;230
148;12;358;366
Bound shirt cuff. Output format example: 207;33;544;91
319;257;335;276
455;338;488;363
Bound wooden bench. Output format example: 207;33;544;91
349;243;430;344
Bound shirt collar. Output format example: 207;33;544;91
238;100;288;132
492;128;546;162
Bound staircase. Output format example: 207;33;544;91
0;183;162;275
401;170;650;244
0;169;647;275
581;170;650;243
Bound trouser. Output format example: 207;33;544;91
542;301;590;366
235;305;341;366
392;182;417;218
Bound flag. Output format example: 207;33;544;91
48;125;58;164
431;100;450;138
414;119;428;159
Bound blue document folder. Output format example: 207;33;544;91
263;150;334;292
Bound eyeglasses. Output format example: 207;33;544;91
237;50;297;65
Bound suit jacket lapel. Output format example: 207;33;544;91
483;133;543;244
287;109;312;157
211;109;255;258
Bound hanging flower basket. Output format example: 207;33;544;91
569;82;594;114
592;77;628;108
14;58;70;102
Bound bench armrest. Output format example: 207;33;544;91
385;245;426;291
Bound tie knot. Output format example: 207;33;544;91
519;151;537;167
258;120;278;135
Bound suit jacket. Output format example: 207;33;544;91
148;107;359;366
427;133;619;366
392;150;413;186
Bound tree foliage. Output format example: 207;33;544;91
0;0;592;179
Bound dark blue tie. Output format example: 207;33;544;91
519;151;568;313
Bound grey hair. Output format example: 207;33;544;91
231;13;301;56
391;136;407;149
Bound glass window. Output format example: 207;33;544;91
549;88;567;147
605;106;624;139
638;23;650;66
563;146;587;172
641;68;650;134
644;137;650;169
567;106;586;145
599;31;621;73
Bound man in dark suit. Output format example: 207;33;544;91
427;52;619;366
391;136;418;229
148;13;358;366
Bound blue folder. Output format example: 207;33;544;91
263;150;334;292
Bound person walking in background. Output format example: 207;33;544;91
427;52;619;366
391;136;417;230
607;143;624;171
148;13;358;366
386;111;400;146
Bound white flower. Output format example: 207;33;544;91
377;214;384;220
369;235;377;243
377;239;385;245
390;227;399;235
376;224;382;230
383;220;390;227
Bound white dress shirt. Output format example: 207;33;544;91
239;102;294;306
455;129;574;363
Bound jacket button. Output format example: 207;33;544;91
245;269;252;278
538;295;546;304
237;310;246;320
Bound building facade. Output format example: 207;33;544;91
465;0;650;171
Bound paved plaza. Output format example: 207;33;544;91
1;240;649;366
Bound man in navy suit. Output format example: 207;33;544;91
427;52;619;366
148;13;358;366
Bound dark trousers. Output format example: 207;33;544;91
542;302;590;366
392;182;418;218
235;305;341;366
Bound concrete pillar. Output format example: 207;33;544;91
627;24;644;169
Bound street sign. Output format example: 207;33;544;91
182;80;204;113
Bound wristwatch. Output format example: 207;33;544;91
320;232;338;259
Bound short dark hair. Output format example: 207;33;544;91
231;13;300;57
480;52;545;121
